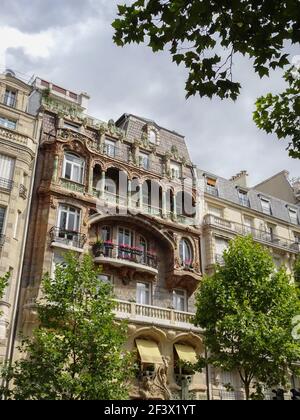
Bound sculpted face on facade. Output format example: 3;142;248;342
1;73;299;399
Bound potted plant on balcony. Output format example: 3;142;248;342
92;238;104;257
103;240;114;250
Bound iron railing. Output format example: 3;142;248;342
49;227;87;249
93;243;158;269
206;186;219;197
0;177;13;191
204;214;300;253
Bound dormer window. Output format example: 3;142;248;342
149;129;157;144
289;208;299;225
170;162;181;179
4;89;16;108
139;152;149;170
206;177;218;196
238;190;249;207
260;197;272;215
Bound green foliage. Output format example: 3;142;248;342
112;0;299;100
194;236;300;400
0;253;133;400
294;256;300;291
254;68;300;159
0;272;10;317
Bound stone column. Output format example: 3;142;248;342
100;170;106;198
172;193;177;218
128;179;132;209
52;155;59;183
139;182;143;210
88;163;94;194
162;190;167;218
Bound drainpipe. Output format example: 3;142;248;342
2;113;43;394
205;346;211;401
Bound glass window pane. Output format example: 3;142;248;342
0;207;6;233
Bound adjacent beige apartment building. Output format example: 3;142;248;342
0;70;41;363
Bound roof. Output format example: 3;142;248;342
198;168;300;225
116;113;191;161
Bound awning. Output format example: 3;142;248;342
174;344;197;364
136;339;163;364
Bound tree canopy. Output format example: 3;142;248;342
0;253;133;400
194;236;300;400
112;0;299;100
254;67;300;159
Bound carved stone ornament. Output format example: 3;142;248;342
136;357;171;400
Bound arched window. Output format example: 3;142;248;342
149;130;157;144
179;239;193;267
63;153;85;184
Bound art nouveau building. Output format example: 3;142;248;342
198;168;300;398
19;78;206;400
0;70;41;363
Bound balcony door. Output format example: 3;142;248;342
0;154;15;189
118;227;134;259
58;205;81;247
136;282;151;305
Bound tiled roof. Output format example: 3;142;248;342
198;168;300;225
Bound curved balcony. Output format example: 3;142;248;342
93;242;158;276
49;227;87;251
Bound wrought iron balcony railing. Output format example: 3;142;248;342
93;242;158;270
206;185;219;197
204;214;300;253
0;177;14;191
49;227;87;249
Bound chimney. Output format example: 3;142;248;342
79;92;90;113
230;170;248;188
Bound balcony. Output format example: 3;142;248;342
0;234;5;248
19;184;27;199
60;179;85;193
204;214;300;253
114;299;198;330
0;177;14;192
93;243;158;275
49;227;87;251
206;186;219;197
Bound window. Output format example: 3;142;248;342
0;154;15;189
149;130;157;144
206;177;218;196
215;237;229;264
58;205;81;232
170;162;181;180
51;253;67;279
104;139;116;157
0;207;6;235
136;282;151;305
173;290;187;312
294;233;300;244
4;89;16;108
260;197;272;215
0;116;16;130
63;153;85;184
101;226;111;242
238;190;249;207
243;217;254;234
64;121;80;132
179;239;193;266
139;152;149;170
289;208;299;225
118;228;133;246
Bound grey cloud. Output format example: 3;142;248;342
3;1;299;186
0;0;109;33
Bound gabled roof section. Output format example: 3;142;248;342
254;171;297;204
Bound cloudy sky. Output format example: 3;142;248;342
0;0;298;186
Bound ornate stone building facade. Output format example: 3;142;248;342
19;78;206;400
0;70;41;363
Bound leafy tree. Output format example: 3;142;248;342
112;0;299;100
254;67;300;158
0;253;133;400
0;273;9;306
194;236;300;400
294;256;300;291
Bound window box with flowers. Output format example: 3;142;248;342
103;240;115;250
